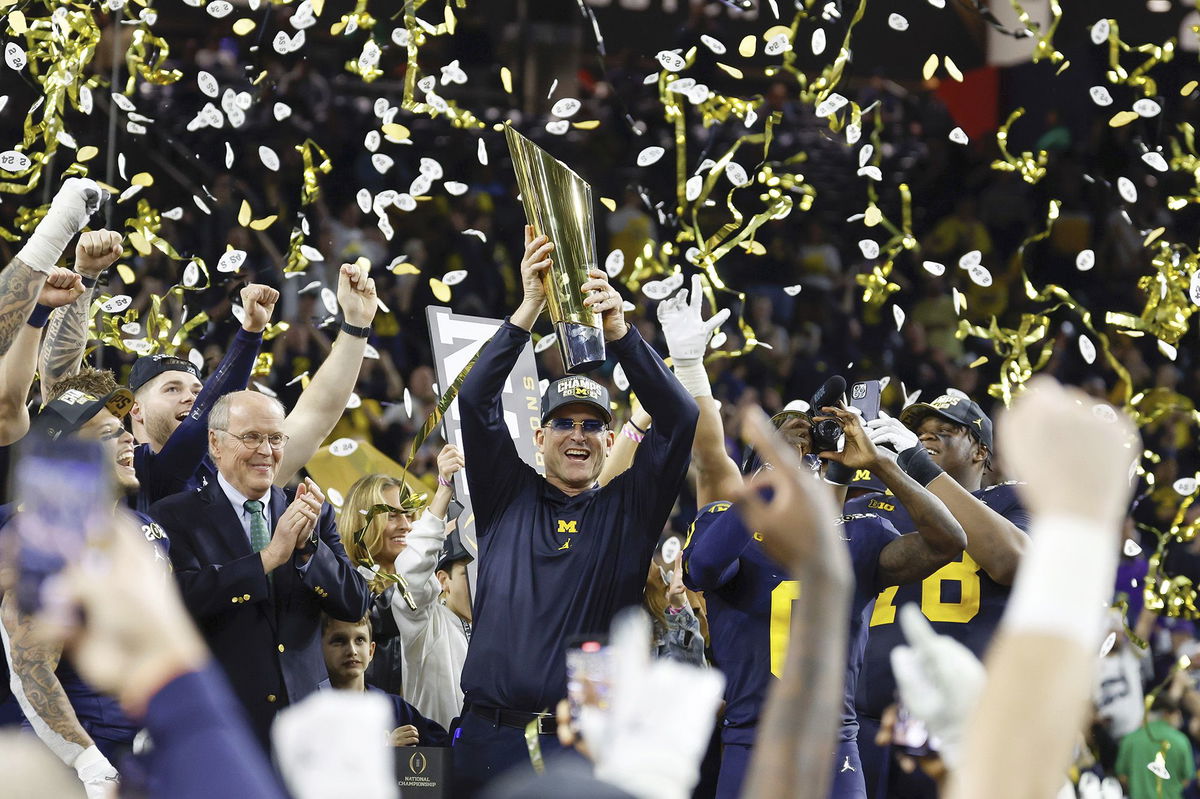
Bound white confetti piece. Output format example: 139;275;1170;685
207;0;233;17
193;195;211;215
642;280;672;300
217;250;247;273
439;59;467;85
856;166;882;181
656;50;686;72
5;42;27;70
123;339;152;355
887;13;909;31
198;71;219;97
949;127;969;144
273;102;292;121
783;285;803;296
764;34;791;56
858;239;880;259
478;138;488;166
356;188;372;214
700;35;726;54
345;393;362;410
546;119;570;135
371;153;394;174
613;363;629;392
358;40;381;71
893;305;905;330
725;162;750;186
419;157;444;180
364;130;380;152
186;348;204;371
329;438;359;457
1089;86;1113;106
1133;98;1161;118
445;181;468;196
815;93;848;118
273;31;293;54
300;245;324;262
1076;249;1095;271
391;27;410;47
952;286;966;314
396;194;416;212
1124;539;1142;557
1175;477;1198;496
1158;339;1177;360
1142;151;1168;172
1090;19;1110;46
811;29;826;55
958;250;982;269
685;174;703;202
546;79;558;98
320;287;338;317
162;206;182;221
442;269;468;286
100;295;133;313
1189;270;1200;306
551;98;581;118
463;229;487;242
922;260;946;276
224;141;234;169
78;87;92;115
928;0;945;6
637;146;665;167
1148;754;1170;780
1078;335;1096;364
845;123;861;145
0;150;31;173
968;264;993;287
605;249;625;278
1099;631;1117;658
858;144;874;168
534;332;557;353
1117;176;1138;203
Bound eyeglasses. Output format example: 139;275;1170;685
215;429;289;450
545;419;608;435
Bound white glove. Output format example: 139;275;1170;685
866;411;920;453
890;603;986;770
74;745;119;799
657;275;730;362
17;178;108;273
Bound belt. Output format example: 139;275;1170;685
467;703;557;736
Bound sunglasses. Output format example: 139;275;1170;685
544;419;608;435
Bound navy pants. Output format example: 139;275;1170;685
450;710;563;798
715;738;866;799
857;716;938;799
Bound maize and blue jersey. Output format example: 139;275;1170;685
682;499;900;745
845;482;1031;720
131;328;262;515
458;321;698;713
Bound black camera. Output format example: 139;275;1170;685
809;417;843;454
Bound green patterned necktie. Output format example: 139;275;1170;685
244;500;270;553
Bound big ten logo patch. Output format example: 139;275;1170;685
867;498;895;512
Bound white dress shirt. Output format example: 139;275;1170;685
217;473;273;546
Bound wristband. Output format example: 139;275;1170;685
628;420;648;435
623;423;644;444
437;476;452;488
896;445;944;487
1002;515;1119;652
340;321;370;339
26;303;53;329
672;357;712;398
823;460;854;486
80;274;99;289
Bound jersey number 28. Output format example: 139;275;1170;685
869;552;982;626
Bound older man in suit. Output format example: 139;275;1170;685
151;389;370;746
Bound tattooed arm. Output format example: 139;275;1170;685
39;230;122;403
0;591;94;761
0;259;47;361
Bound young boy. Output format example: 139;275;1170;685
321;614;450;747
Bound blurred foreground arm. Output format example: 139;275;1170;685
947;378;1139;799
737;407;853;799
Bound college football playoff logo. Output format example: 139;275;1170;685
408;751;427;776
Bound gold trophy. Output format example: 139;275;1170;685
504;122;606;374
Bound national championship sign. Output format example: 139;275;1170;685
426;307;543;557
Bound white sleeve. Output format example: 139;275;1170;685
392;512;447;611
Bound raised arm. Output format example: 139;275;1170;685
869;413;1027;585
391;446;462;610
949;379;1138;799
819;405;966;587
275;263;377;484
598;399;650;486
0;179;105;359
735;407;852;799
0;268;86;445
38;230;122;402
658;276;738;506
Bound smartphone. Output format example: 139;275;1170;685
565;636;611;733
849;380;882;422
3;434;111;616
892;705;940;758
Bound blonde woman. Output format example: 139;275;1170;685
339;444;467;730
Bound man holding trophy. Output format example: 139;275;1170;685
450;127;699;796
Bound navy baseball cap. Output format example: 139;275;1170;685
34;388;134;441
128;353;202;393
540;376;612;425
900;393;994;450
435;530;473;574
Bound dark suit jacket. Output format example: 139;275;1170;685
151;480;371;746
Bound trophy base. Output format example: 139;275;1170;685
555;322;606;374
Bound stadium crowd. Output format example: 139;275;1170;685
0;4;1196;799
